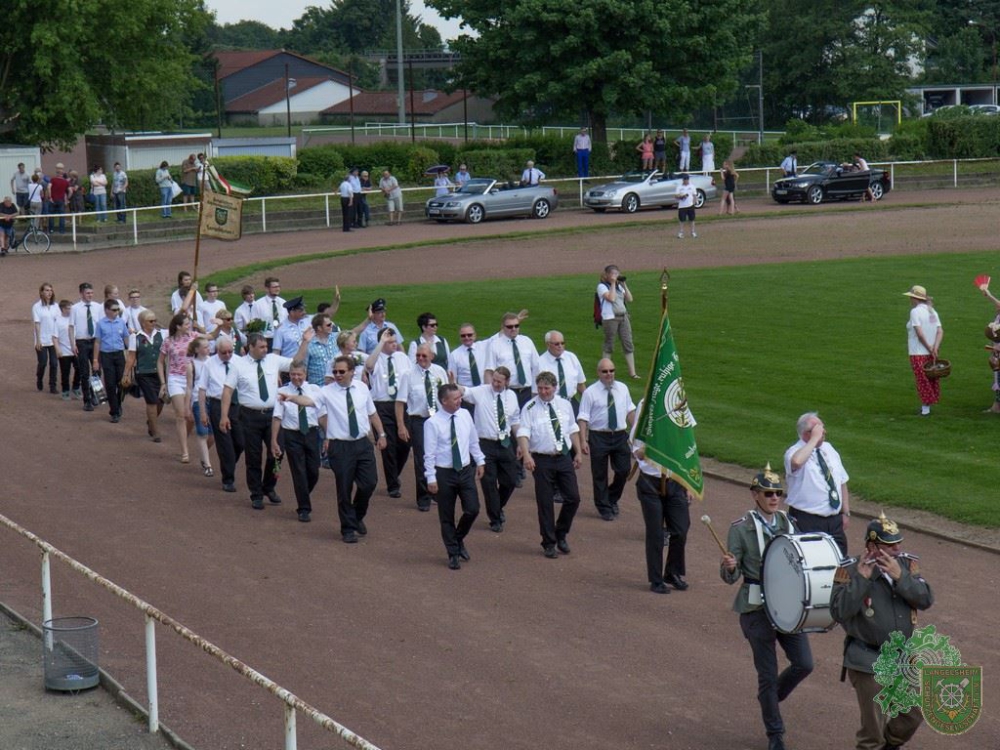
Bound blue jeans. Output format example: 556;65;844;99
576;150;590;177
93;193;107;222
113;192;127;222
160;187;172;217
47;200;65;233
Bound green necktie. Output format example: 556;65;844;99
557;358;568;398
345;385;359;438
86;303;94;337
512;338;526;385
424;369;435;412
607;388;618;430
297;386;309;434
451;415;462;470
225;362;239;405
387;356;396;394
468;347;481;386
271;299;279;323
815;449;841;510
548;402;568;455
257;359;269;401
497;394;509;447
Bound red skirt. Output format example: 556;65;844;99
909;355;940;405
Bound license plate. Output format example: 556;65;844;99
775;189;787;195
428;209;441;215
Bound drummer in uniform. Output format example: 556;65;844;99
830;513;933;750
721;464;814;750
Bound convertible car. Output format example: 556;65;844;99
424;178;558;224
771;162;891;204
583;170;717;213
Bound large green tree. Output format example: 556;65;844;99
922;0;1000;84
285;0;443;56
0;0;210;147
427;0;762;145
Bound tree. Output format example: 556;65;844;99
923;0;1000;84
208;20;286;50
0;0;211;147
428;0;763;146
285;0;443;56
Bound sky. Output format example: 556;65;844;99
206;0;466;42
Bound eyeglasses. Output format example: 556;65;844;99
460;333;475;338
128;295;140;300
599;369;615;373
504;324;519;330
332;369;350;375
147;319;157;323
763;490;784;498
109;307;121;313
324;323;334;328
550;342;565;347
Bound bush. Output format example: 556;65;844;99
927;116;1000;158
456;149;535;180
738;138;891;167
290;172;328;191
211;155;297;194
296;146;346;182
404;146;441;183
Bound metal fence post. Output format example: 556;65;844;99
262;198;267;233
325;195;330;227
890;163;895;191
953;160;958;187
285;704;297;750
578;178;583;208
145;614;159;733
132;209;139;246
71;215;77;251
41;550;52;651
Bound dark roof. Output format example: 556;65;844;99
213;49;348;81
226;77;337;114
322;90;467;116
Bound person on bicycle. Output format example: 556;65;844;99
0;196;18;254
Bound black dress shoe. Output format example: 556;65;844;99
110;414;120;423
489;521;504;533
650;582;670;594
767;734;786;750
543;546;558;559
499;509;506;523
251;497;264;510
83;402;94;412
266;491;282;505
458;545;470;561
417;503;431;512
356;520;368;536
222;482;236;493
600;513;615;521
556;538;571;555
297;511;311;523
388;489;402;498
611;502;620;517
664;573;689;591
448;555;461;570
343;531;358;544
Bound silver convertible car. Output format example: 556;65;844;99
584;170;717;213
425;178;559;224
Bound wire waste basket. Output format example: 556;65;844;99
42;616;100;691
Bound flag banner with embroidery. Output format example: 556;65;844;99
199;190;243;241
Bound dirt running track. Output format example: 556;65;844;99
1;190;998;750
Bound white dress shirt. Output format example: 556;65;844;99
250;295;287;339
578;380;636;431
199;299;228;333
234;300;255;332
448;341;486;387
483;333;538;389
536;350;585;397
397;363;448;416
224;353;293;409
273;382;323;430
316;381;377;440
423;408;485;485
463;384;520;440
199;354;231;400
171;288;203;314
54;315;73;354
521;167;545;184
518;395;579;454
121;304;148;334
69;299;105;341
367;351;411;401
783;440;850;517
32;301;60;346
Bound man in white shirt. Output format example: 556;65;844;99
780;150;798;177
339;170;354;232
121;289;148;334
462;366;520;533
170;271;203;315
234;285;256;333
379;169;403;226
250;277;287;349
271;361;323;522
483;312;539;408
68;282;105;411
520;160;545;186
454;163;471;188
315;355;387;543
518;371;583;559
675;129;691;171
198;283;228;335
536;330;586;415
199;338;244;493
396;344;449;512
425;384;486;569
365;328;412;498
578;359;635;521
220;331;312;510
783;411;851;555
674;174;698;239
573;127;592;178
448;323;486;391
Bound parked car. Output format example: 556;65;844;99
584;170;716;213
771;162;891;204
969;104;1000;116
424;178;558;224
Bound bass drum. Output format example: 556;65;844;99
762;532;844;634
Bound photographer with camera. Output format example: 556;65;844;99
597;265;639;379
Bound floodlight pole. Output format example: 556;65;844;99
396;0;406;124
758;50;764;143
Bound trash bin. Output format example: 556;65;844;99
42;616;100;692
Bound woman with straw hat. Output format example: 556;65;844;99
903;285;943;416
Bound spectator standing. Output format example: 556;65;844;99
66;171;85;217
27;174;45;228
697;134;715;173
348;167;364;228
454;164;471;188
32;282;60;393
675;129;691;171
903;285;943;416
433;171;453;198
780;151;797;178
111;162;128;223
155;161;173;218
89;165;108;222
48;163;69;234
597;265;638;378
636;134;654;170
11;163;31;214
674;174;698;239
379;169;403;226
180;154;199;209
719;161;739;215
520;160;544;186
573;127;592;178
0;196;16;254
338;171;354;232
357;170;372;228
653;130;668;172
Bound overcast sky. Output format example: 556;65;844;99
206;0;466;41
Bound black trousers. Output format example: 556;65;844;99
240;406;277;501
36;346;57;389
530;453;580;547
208;397;244;485
58;355;79;393
329;437;378;536
340;197;354;231
480;438;518;523
588;430;630;515
76;339;95;401
636;474;690;583
283;427;320;513
788;507;848;556
408;414;431;508
739;608;814;739
435;465;480;555
376;401;409;493
98;350;126;417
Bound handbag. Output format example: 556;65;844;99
170;180;183;200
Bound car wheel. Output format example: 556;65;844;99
807;185;824;204
870;182;884;200
694;189;706;209
532;199;551;219
466;204;485;224
622;193;640;213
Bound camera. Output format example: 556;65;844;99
618;275;627;283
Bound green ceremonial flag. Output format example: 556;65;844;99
635;308;704;499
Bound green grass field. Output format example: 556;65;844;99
215;250;1000;527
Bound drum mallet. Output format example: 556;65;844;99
701;515;730;556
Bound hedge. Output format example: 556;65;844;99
738;138;891;168
455;148;535;180
927;117;1000;158
212;156;297;194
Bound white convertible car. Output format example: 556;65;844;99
584;170;717;213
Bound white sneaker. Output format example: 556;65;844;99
920;405;931;416
677;232;684;238
692;231;698;238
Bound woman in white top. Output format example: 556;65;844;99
155;160;173;218
33;282;60;393
434;173;453;197
903;285;943;416
27;174;45;228
597;265;638;378
89;165;108;222
407;311;451;368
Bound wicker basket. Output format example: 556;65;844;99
924;359;951;380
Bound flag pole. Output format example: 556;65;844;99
191;158;209;325
660;268;670;314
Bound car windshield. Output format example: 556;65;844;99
802;163;837;177
456;179;492;195
619;171;655;183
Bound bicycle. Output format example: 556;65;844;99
8;221;51;254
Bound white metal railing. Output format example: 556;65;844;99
0;512;383;750
302;122;529;143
